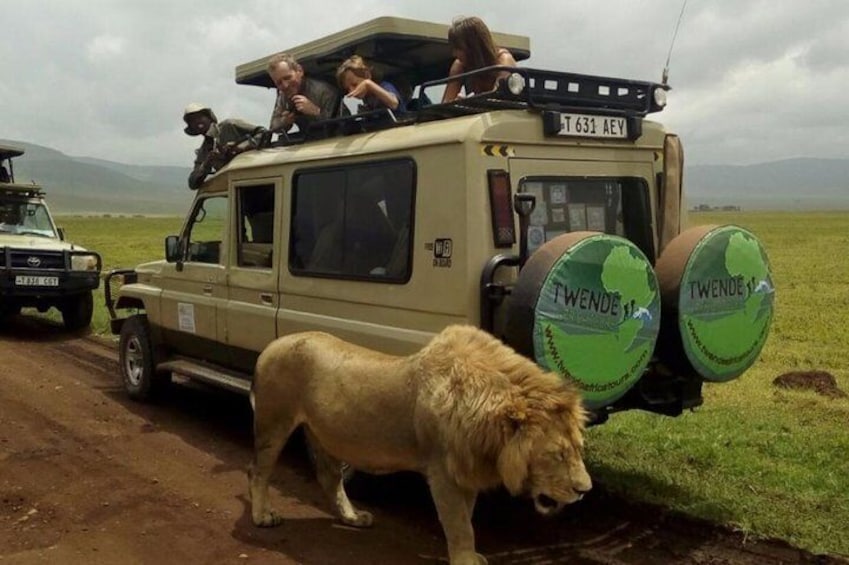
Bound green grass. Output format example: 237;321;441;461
47;212;849;556
587;211;849;556
55;215;183;334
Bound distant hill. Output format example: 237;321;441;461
686;158;849;210
3;139;847;212
1;139;191;215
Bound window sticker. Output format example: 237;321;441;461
549;184;568;205
550;207;566;224
586;205;606;231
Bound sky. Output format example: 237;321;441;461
1;0;848;167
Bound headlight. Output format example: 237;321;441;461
506;72;526;95
71;254;99;271
653;87;668;109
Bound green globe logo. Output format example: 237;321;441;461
531;234;660;409
678;226;774;381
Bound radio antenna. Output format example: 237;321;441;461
662;0;688;87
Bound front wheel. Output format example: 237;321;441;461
0;302;22;322
119;315;170;401
61;291;93;331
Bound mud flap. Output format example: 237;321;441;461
505;232;661;409
655;225;775;382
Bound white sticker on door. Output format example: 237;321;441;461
178;303;196;334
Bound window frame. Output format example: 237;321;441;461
234;183;276;269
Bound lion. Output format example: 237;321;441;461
249;324;591;565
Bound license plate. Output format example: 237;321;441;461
555;113;628;139
15;276;59;287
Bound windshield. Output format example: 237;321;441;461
0;199;58;238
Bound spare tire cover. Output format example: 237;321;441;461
655;224;775;382
505;232;661;409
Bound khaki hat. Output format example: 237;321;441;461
183;103;218;135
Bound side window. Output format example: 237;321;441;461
186;195;228;264
290;159;415;282
236;184;275;268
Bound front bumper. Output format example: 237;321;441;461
0;248;102;299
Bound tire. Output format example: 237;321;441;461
61;291;93;331
119;315;170;401
0;302;22;321
504;232;661;410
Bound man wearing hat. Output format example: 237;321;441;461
183;104;267;190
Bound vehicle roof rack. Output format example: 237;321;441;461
0;183;45;198
417;66;666;121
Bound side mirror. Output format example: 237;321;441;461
165;235;181;263
57;227;65;241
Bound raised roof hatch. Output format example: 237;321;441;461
235;16;531;90
0;144;25;161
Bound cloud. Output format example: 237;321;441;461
86;34;126;63
1;0;847;166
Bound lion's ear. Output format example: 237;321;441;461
507;406;527;424
505;398;528;431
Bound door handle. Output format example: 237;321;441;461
202;285;213;295
259;293;274;306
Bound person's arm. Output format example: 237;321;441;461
349;79;400;110
494;49;519;85
442;58;465;103
188;140;213;190
269;92;294;132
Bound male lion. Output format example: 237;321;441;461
249;325;591;565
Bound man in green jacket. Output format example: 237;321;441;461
183;103;267;190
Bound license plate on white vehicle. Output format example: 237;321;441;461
554;113;628;139
15;276;59;287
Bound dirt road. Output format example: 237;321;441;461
0;316;843;565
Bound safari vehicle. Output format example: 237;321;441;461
0;144;102;330
105;17;774;423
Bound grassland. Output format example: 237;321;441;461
51;211;849;556
589;211;849;556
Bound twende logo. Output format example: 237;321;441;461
531;234;660;409
677;226;775;382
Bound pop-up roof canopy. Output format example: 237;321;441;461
0;144;25;161
235;16;531;90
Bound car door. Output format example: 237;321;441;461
225;181;279;373
159;193;230;366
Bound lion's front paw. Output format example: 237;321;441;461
253;510;283;528
341;510;373;528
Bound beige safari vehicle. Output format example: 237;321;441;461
106;17;774;423
1;144;102;330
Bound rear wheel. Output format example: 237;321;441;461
505;232;661;410
119;315;170;401
61;291;93;331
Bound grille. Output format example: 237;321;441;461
6;250;65;270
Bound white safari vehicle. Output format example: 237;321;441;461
106;17;774;423
0;144;102;330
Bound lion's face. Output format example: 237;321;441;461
524;431;592;516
